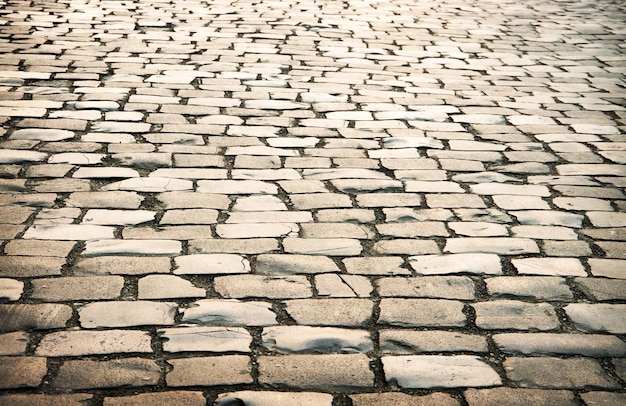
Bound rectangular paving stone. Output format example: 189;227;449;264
0;332;28;355
78;301;177;328
283;238;362;256
486;276;573;301
189;238;279;254
564;303;626;334
574;278;626;301
158;327;252;353
0;356;47;389
494;333;626;357
0;304;72;332
22;224;115;240
262;326;372;354
379;298;466;327
215;274;311;299
82;239;182;256
103;392;206;406
380;330;488;354
72;256;171;275
504;357;619;390
181;299;277;327
376;276;475;300
0;394;93;406
66;191;144;208
472;300;560;331
444;238;540;255
587;258;626;279
215;391;333;406
30;276;124;301
343;257;409;276
174;254;250;275
3;240;75;257
426;193;486;208
0;256;65;277
408;253;502;275
382;355;501;389
53;358;161;390
258;354;374;391
284;299;373;327
464;388;577;406
511;258;586;277
35;330;152;356
167;355;252;386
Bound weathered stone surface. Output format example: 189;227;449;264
494;333;626;357
383;355;502;389
258;354;374;390
472;301;560;331
380;330;488;354
580;392;626;406
22;224;115;240
168;355;253;386
485;277;573;301
0;394;93;406
103;391;206;406
379;299;466;327
464;388;577;406
0;304;72;332
138;275;206;299
256;254;340;274
351;392;459;406
285;299;373;326
30;276;124;301
35;330;152;356
504;357;619;389
82;239;182;256
409;254;502;275
72;256;171;275
283;238;363;256
53;358;161;389
158;327;252;353
564;304;626;334
0;331;28;355
262;326;372;354
0;356;47;389
574;278;626;301
216;274;311;299
376;276;475;300
315;273;372;297
174;254;251;275
0;278;23;301
215;391;334;406
181;299;277;326
444;238;540;255
78;301;177;328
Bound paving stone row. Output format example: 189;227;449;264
0;0;625;404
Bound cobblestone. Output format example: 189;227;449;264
1;0;625;401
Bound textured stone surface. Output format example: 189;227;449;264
383;355;502;389
504;357;619;389
258;354;374;390
53;358;161;389
1;0;625;400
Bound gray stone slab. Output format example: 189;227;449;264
22;224;115;240
174;254;251;275
409;253;502;275
262;326;372;354
181;299;277;326
383;355;502;389
82;239;181;256
564;304;626;334
158;326;252;353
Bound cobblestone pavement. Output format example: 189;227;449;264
0;0;625;404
